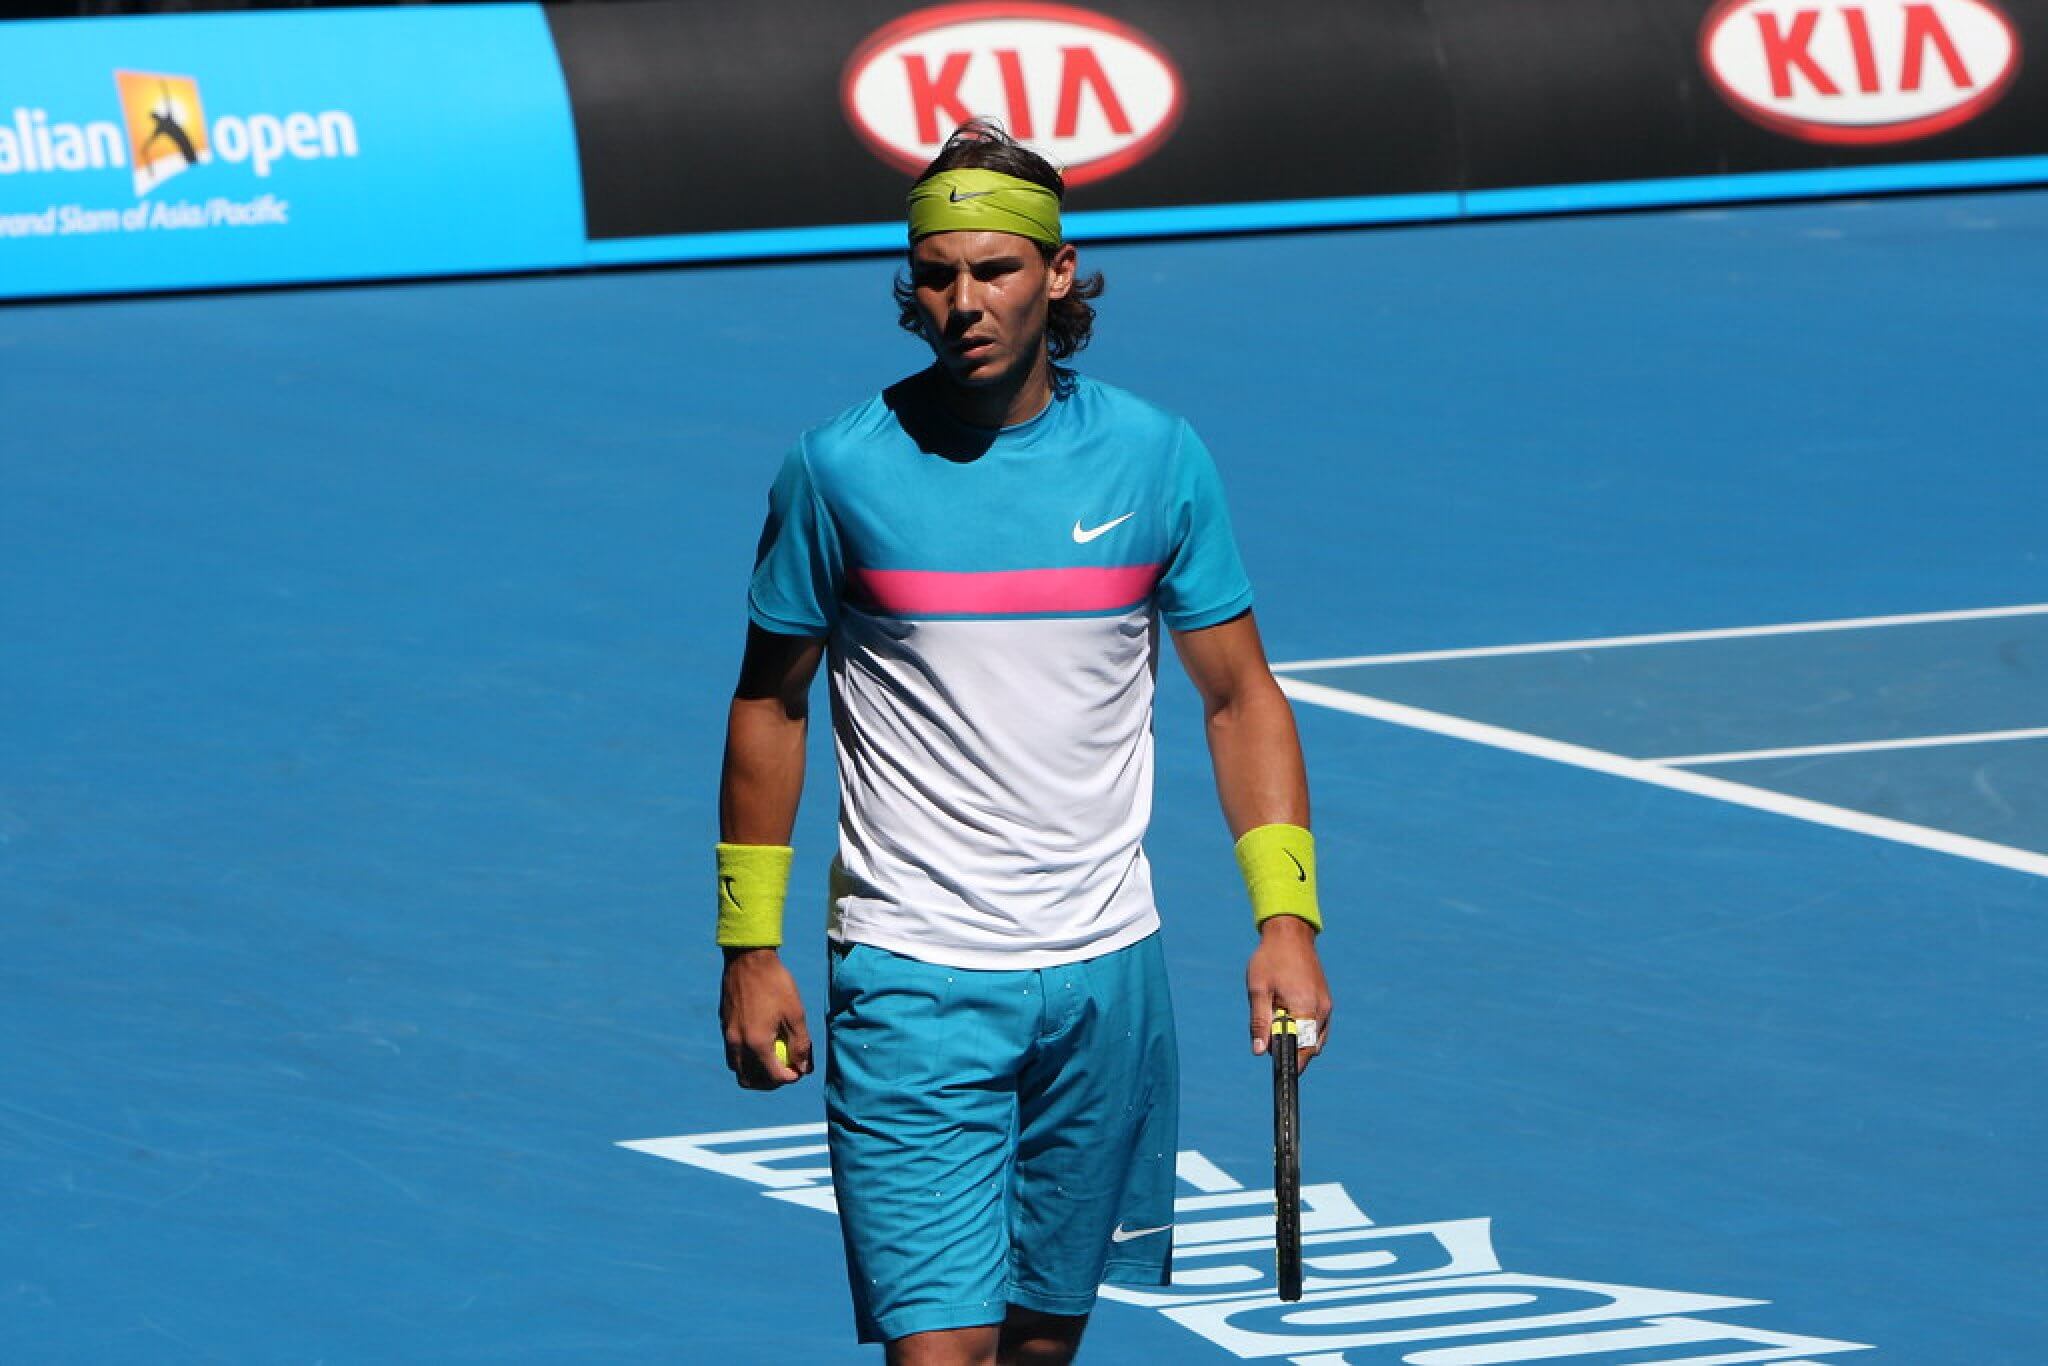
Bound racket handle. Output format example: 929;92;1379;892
1272;1010;1303;1301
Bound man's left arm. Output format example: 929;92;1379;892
1173;610;1334;1071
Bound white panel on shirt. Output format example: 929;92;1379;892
825;604;1164;969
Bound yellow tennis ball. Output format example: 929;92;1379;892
775;1039;790;1068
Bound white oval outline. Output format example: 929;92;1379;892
1699;0;2023;144
841;1;1184;185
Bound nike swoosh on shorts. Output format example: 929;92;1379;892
1110;1223;1172;1243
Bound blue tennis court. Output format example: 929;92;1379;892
4;186;2044;1361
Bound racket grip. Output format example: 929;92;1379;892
1271;1011;1303;1301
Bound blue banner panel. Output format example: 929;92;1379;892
0;5;584;300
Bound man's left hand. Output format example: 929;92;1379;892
1247;915;1332;1073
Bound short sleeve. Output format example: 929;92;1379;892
747;439;842;637
1156;423;1255;631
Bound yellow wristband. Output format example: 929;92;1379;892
1234;823;1322;933
716;842;793;947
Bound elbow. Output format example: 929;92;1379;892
1204;671;1287;725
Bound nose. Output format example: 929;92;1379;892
948;271;980;319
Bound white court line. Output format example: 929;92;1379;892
1653;726;2048;767
1271;602;2048;672
1277;677;2048;880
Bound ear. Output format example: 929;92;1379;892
1046;243;1079;300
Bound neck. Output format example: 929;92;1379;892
937;351;1055;429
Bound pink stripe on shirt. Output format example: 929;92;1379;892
851;564;1161;617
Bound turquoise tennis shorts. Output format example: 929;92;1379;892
823;933;1179;1344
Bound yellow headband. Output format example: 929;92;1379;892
906;168;1063;249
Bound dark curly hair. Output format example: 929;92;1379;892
893;120;1105;361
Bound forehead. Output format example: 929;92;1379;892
909;230;1038;267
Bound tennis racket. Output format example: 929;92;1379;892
1271;1008;1303;1301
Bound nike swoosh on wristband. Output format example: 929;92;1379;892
1110;1222;1172;1243
1072;512;1136;543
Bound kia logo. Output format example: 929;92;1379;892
843;2;1183;184
1702;0;2022;143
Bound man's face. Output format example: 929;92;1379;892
909;231;1077;390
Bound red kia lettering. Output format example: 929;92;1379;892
1702;0;2020;142
903;52;974;144
844;3;1182;185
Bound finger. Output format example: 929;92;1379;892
1297;1008;1332;1075
1249;983;1275;1056
786;1018;816;1076
746;1035;797;1087
733;1035;776;1090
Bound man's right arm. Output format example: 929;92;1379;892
717;624;826;1090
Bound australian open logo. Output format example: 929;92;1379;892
118;71;211;196
0;69;359;197
0;68;361;240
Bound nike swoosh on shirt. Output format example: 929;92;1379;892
1072;512;1136;543
1110;1223;1173;1243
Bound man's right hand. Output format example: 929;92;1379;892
719;947;812;1089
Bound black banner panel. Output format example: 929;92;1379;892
545;0;1460;241
1442;0;2048;188
546;0;2048;254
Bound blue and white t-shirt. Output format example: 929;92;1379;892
750;372;1253;969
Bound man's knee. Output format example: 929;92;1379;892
887;1324;1000;1366
998;1307;1087;1365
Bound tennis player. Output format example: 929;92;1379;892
715;121;1332;1365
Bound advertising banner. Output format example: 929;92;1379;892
0;5;585;300
545;0;1463;261
548;0;2048;262
5;1;2044;295
1442;0;2048;213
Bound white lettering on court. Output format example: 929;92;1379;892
620;1124;1872;1362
